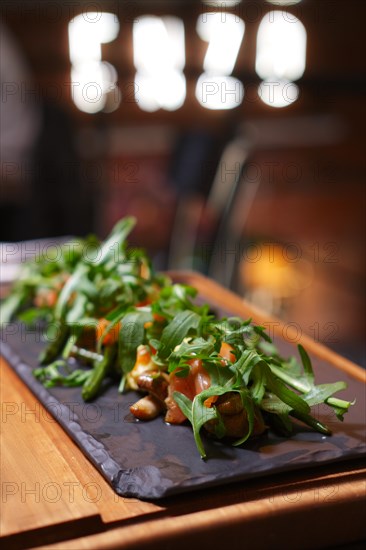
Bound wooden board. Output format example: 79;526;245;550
1;271;365;549
0;360;165;535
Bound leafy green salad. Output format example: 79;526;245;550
0;217;353;458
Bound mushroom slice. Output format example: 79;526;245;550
130;395;163;421
136;373;168;403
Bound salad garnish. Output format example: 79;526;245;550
1;217;354;458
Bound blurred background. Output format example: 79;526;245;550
0;0;365;366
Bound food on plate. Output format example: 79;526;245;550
0;217;354;458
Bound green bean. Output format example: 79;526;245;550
39;323;69;365
81;345;116;401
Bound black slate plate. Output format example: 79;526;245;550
1;320;365;501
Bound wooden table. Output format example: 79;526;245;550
1;272;365;549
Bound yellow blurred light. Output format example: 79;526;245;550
240;244;313;300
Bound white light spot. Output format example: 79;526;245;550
197;13;245;76
267;1;302;6
258;79;299;108
256;11;306;81
135;70;186;112
133;16;186;111
71;61;118;114
68;13;119;65
68;13;120;114
196;75;244;110
203;1;242;6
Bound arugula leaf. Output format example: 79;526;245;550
303;381;347;407
17;307;51;325
154;284;198;319
269;414;293;436
261;394;292;416
172;391;193;423
34;360;92;388
249;364;267;404
232;389;255;447
290;410;331;435
258;340;280;357
172;364;191;378
167;337;218;375
158;310;201;360
93;217;136;266
55;263;91;320
265;366;311;416
232;349;265;385
169;336;216;358
118;310;152;376
96;304;130;353
66;294;89;323
202;360;235;387
176;385;256;458
0;290;28;325
297;344;314;385
269;362;312;394
329;399;354;421
253;325;272;343
105;304;128;323
191;386;225;458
